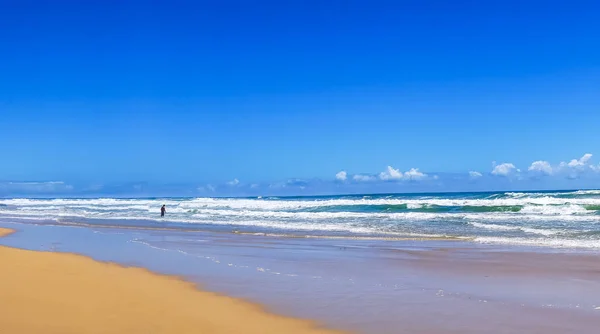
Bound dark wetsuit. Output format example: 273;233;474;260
161;206;165;217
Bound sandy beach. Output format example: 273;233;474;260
0;228;342;334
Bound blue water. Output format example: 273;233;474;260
2;190;600;249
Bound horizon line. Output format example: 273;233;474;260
1;188;596;200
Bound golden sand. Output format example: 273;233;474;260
0;228;343;334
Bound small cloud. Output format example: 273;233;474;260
557;153;596;179
491;163;517;176
0;181;74;193
528;160;553;175
469;171;483;179
335;171;347;181
403;168;427;181
227;178;240;186
379;166;427;181
250;183;260;189
206;184;216;192
567;153;592;168
353;174;377;182
379;166;403;181
559;153;593;169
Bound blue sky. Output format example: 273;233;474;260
1;1;599;196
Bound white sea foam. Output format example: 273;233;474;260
5;196;600;210
571;190;600;195
469;222;522;231
406;203;424;209
2;193;600;249
475;236;600;249
468;222;563;236
519;204;588;215
505;190;600;197
2;203;600;224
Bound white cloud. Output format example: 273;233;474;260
206;184;216;192
0;181;74;193
379;166;403;181
335;171;347;181
528;161;553;175
377;166;428;181
403;168;427;180
469;171;483;179
559;153;593;171
491;163;517;176
227;178;240;186
353;174;377;182
568;153;592;168
554;153;598;179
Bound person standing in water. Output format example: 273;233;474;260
160;205;166;217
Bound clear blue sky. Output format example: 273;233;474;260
1;1;599;196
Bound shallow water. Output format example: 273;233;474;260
2;222;599;333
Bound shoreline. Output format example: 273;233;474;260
14;219;474;241
0;228;344;334
3;189;600;252
2;223;600;333
6;219;600;254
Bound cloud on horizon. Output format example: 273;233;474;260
528;160;553;175
345;166;429;183
353;174;377;182
500;153;600;180
0;181;74;194
491;163;518;177
335;171;347;181
469;171;483;179
227;178;240;186
3;154;600;198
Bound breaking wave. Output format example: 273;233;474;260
1;190;600;249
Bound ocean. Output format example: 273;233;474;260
1;189;600;249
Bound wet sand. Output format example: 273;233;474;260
0;228;343;334
1;223;600;333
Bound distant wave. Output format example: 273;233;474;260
5;195;600;209
307;204;524;213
